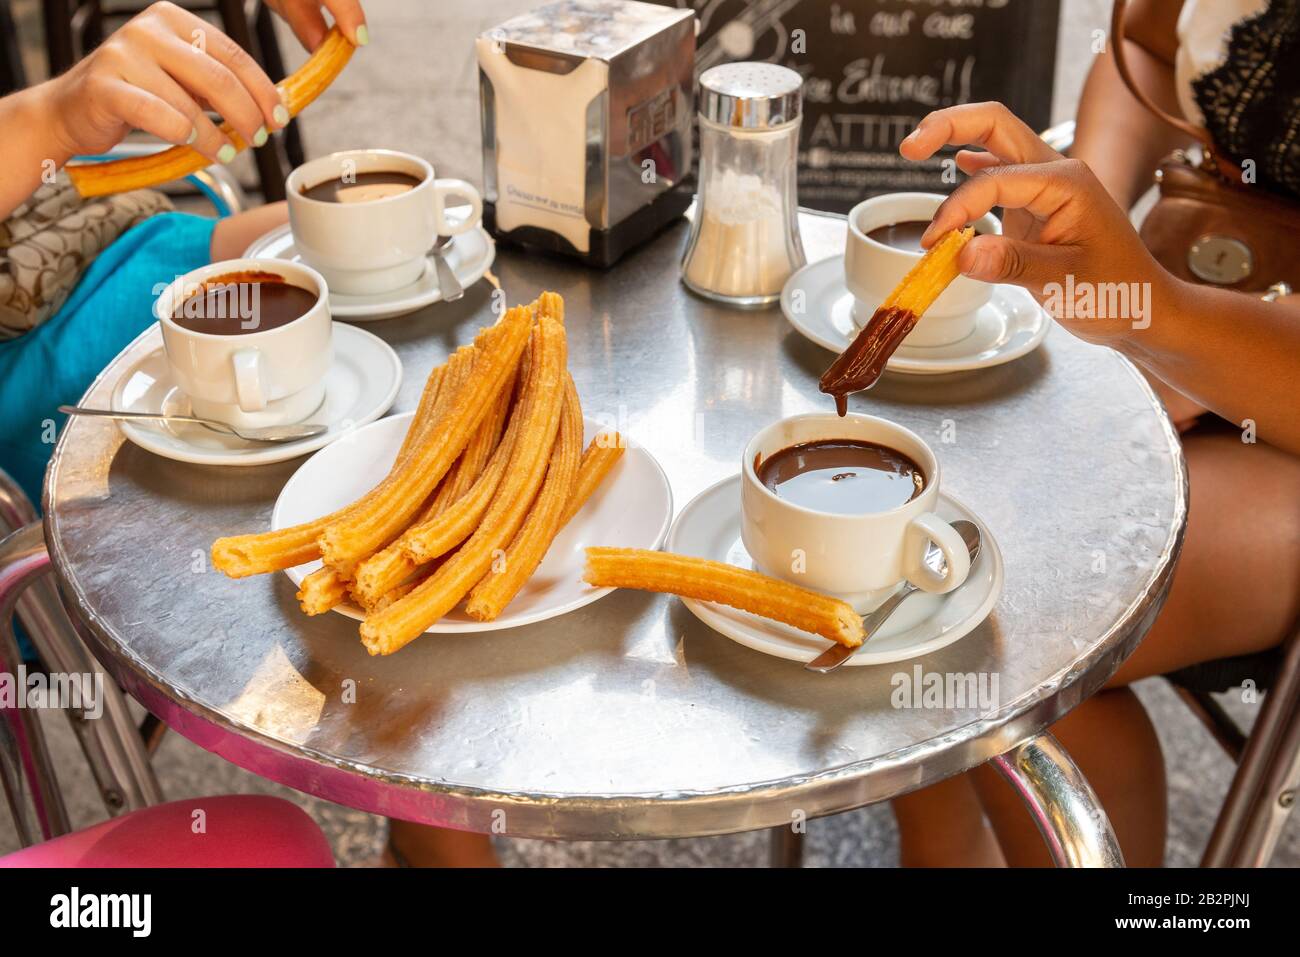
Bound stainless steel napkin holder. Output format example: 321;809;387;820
477;0;695;267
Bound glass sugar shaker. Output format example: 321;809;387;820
681;61;806;308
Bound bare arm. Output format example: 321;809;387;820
0;0;366;222
905;102;1300;457
1073;0;1192;209
0;84;73;220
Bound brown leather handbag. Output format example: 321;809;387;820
1111;0;1300;292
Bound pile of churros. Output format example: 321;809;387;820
211;292;624;656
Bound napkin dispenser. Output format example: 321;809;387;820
477;0;696;267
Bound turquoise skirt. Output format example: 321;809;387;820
0;212;217;508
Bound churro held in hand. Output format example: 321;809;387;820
68;28;357;198
820;226;973;414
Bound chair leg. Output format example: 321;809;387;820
31;578;164;814
216;0;288;200
0;524;72;844
0;0;27;96
253;1;307;167
42;0;76;76
1202;627;1300;867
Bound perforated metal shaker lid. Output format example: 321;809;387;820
698;61;803;129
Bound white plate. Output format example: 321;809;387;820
273;412;674;632
110;323;401;467
668;475;1003;665
242;222;496;321
781;255;1050;375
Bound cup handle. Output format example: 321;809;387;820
431;178;483;236
232;348;266;412
903;512;971;594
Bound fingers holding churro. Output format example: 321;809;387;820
67;28;356;198
820;226;973;412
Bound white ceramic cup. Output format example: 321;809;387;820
286;149;483;296
741;413;971;612
155;258;332;429
844;192;1000;347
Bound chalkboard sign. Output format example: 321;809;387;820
655;0;1060;213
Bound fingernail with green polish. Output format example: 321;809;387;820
273;104;290;127
355;25;370;46
252;126;269;148
217;144;237;165
186;126;198;146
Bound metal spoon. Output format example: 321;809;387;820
58;406;328;443
430;235;464;301
805;520;983;673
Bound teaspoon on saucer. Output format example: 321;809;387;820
59;405;328;444
805;519;983;673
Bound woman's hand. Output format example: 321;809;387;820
265;0;368;52
39;2;290;166
900;102;1173;346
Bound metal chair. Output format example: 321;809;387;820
0;468;163;847
39;0;306;201
0;151;243;848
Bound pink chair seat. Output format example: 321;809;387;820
0;795;335;868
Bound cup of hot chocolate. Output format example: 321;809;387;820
286;149;483;295
844;192;1000;347
155;258;332;428
741;412;970;612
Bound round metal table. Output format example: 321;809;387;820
39;211;1187;862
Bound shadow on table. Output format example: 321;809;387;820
663;598;1010;768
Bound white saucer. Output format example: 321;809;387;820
242;222;496;322
668;475;1003;665
273;411;674;632
110;323;402;467
781;255;1050;375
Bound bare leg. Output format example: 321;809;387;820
386;819;500;868
894;428;1300;865
1108;428;1300;685
972;689;1166;867
894;773;1005;866
209;202;288;261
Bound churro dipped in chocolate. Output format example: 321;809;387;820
820;226;973;414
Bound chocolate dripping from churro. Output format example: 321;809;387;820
818;305;919;415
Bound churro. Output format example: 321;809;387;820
297;565;350;616
350;383;512;608
820;226;973;413
562;432;625;525
317;306;532;568
68;28;356;198
465;375;583;620
212;345;466;579
583;548;866;647
397;393;523;566
361;317;567;655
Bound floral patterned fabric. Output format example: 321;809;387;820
0;172;172;339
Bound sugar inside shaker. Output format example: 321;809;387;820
680;61;807;308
